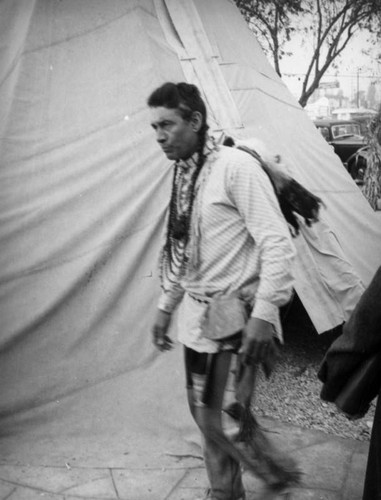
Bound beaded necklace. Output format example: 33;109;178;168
160;133;217;289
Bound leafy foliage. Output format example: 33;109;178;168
362;105;381;209
234;0;381;107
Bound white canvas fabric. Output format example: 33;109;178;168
0;0;380;467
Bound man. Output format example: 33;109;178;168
148;82;297;500
318;265;381;500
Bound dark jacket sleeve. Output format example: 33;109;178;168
318;266;381;403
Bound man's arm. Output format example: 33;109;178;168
229;153;296;366
152;308;173;351
152;251;185;351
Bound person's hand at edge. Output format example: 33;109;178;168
152;308;173;352
239;317;278;377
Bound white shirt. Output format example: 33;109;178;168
158;143;296;352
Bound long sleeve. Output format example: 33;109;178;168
157;274;185;313
228;154;296;329
159;143;297;348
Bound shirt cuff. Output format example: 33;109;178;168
157;290;180;314
251;298;283;342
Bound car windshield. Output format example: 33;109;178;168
331;123;362;138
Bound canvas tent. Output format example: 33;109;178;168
1;0;380;470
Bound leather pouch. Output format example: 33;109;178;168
202;295;249;340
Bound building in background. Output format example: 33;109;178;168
299;77;380;125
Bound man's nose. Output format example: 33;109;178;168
156;129;166;143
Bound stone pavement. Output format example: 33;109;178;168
0;418;369;500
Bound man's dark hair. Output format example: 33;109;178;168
148;83;210;272
147;82;208;134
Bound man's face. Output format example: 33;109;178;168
150;106;199;161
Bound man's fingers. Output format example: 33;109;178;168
268;341;279;360
153;331;173;351
239;340;276;365
160;335;173;348
152;310;173;352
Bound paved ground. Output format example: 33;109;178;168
0;417;370;500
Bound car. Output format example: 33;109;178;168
314;119;366;166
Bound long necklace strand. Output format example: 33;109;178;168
161;136;206;286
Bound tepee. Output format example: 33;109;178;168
1;0;380;467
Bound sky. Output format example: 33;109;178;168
278;29;380;102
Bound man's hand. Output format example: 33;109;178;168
152;309;173;352
239;317;278;377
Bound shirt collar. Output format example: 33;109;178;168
176;135;218;171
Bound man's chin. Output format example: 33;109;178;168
163;151;177;160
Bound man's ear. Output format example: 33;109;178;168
190;111;203;132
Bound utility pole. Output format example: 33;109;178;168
357;68;360;108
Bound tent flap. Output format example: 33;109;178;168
1;0;380;466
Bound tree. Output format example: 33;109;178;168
235;0;381;107
367;81;377;109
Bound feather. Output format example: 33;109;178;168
223;137;324;236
